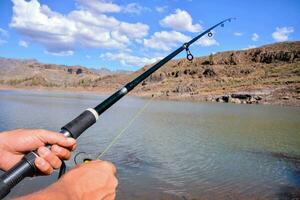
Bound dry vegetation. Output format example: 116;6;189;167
1;41;299;106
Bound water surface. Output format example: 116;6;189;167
0;90;299;199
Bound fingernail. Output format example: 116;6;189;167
35;157;46;167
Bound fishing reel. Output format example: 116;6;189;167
57;152;92;179
74;152;93;164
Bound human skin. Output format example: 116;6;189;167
15;161;118;200
0;129;118;200
0;129;76;174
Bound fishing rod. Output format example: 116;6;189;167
0;17;235;199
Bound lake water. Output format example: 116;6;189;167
0;90;299;199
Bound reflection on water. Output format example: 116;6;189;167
0;90;300;199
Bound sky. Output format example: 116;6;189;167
0;0;299;71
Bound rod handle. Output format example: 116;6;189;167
0;152;37;199
62;109;98;139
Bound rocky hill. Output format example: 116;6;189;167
1;41;299;106
0;58;117;88
129;41;300;106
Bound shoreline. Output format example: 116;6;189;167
1;85;299;107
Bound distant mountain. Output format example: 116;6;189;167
1;41;299;106
89;67;131;75
0;58;110;88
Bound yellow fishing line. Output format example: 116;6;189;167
96;95;155;160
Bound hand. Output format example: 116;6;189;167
16;160;118;200
0;129;76;175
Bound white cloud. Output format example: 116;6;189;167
272;27;294;42
144;31;191;51
243;45;256;50
251;33;259;41
100;52;161;67
45;50;74;56
10;0;149;54
86;55;91;59
0;28;9;45
123;3;149;14
155;6;168;13
18;40;28;48
119;22;149;38
76;0;121;13
69;10;120;28
160;9;201;32
196;35;219;47
234;32;243;36
0;28;9;37
77;0;150;15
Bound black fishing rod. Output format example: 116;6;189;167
0;17;234;199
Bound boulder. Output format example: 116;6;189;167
216;93;262;104
229;98;241;104
203;68;216;77
231;93;252;99
216;95;229;103
282;96;290;100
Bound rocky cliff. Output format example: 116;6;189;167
1;41;299;106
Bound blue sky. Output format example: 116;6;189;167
0;0;299;71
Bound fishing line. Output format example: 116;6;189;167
96;95;155;160
73;95;156;164
0;18;235;198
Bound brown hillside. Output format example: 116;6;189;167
1;41;299;106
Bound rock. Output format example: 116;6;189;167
67;68;73;74
76;68;82;74
206;96;214;101
229;98;241;104
254;95;262;101
247;97;258;104
231;93;252;99
282;96;290;100
216;93;262;104
216;95;229;103
203;68;216;77
216;97;224;103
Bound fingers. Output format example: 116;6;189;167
35;157;53;175
37;146;62;170
35;129;76;149
51;145;71;160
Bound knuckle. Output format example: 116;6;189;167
112;177;118;188
100;161;116;172
71;144;77;151
52;145;70;159
62;150;71;159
